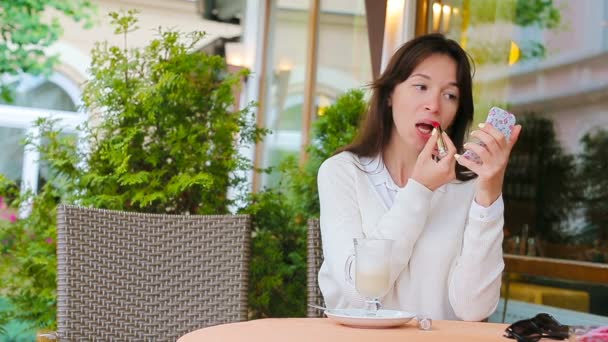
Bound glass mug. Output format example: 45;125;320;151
344;238;393;315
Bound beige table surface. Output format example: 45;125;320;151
178;318;512;342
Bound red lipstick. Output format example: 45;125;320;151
434;123;448;158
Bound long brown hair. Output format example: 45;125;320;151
342;33;476;181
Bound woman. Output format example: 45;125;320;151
317;33;522;321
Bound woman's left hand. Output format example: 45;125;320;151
455;123;522;207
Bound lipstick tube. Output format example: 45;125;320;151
435;125;448;158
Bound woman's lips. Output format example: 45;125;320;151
415;123;433;136
415;120;440;137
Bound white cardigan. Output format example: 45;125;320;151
317;151;504;321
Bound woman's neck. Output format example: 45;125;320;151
382;135;419;188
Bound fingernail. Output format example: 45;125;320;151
431;128;437;136
454;153;461;159
478;123;486;128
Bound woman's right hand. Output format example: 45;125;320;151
410;129;457;191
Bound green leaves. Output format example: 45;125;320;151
241;189;306;318
579;130;608;243
463;0;561;65
0;10;267;332
282;89;367;219
467;0;560;28
0;0;97;101
109;9;140;35
0;180;60;331
503;115;578;243
515;0;560;29
166;173;213;196
243;89;367;318
45;10;266;215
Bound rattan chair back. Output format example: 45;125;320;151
307;218;325;317
56;205;251;341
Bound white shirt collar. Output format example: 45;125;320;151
360;154;447;193
360;155;386;187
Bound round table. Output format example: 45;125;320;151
178;318;510;342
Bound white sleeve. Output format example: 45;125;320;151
469;194;504;221
317;157;433;309
366;178;434;275
448;195;504;321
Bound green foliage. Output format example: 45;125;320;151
468;0;560;28
461;0;561;65
578;130;608;243
240;189;305;318
38;10;266;215
503;115;578;242
514;0;560;29
243;89;367;318
0;313;6;336
282;89;367;221
0;176;60;331
0;0;96;102
0;10;266;332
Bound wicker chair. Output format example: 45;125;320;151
307;218;325;317
55;205;251;341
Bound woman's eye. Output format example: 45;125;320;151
444;93;458;101
414;84;427;91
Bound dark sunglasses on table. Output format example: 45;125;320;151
504;313;570;342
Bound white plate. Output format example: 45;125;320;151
325;308;415;329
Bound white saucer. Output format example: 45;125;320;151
325;308;415;329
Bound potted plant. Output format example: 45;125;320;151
0;9;266;333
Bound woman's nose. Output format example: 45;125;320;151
424;93;441;114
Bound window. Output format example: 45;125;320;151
426;0;608;322
0;73;85;193
256;0;372;189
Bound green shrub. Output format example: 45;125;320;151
0;0;96;102
0;176;59;331
0;10;266;331
47;10;266;214
240;189;305;318
503;115;578;242
579;129;608;244
0;10;370;327
246;89;367;318
282;89;367;222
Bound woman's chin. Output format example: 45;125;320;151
415;133;431;148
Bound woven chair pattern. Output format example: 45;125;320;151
56;205;251;341
307;218;325;317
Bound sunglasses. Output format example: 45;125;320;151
504;313;570;342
